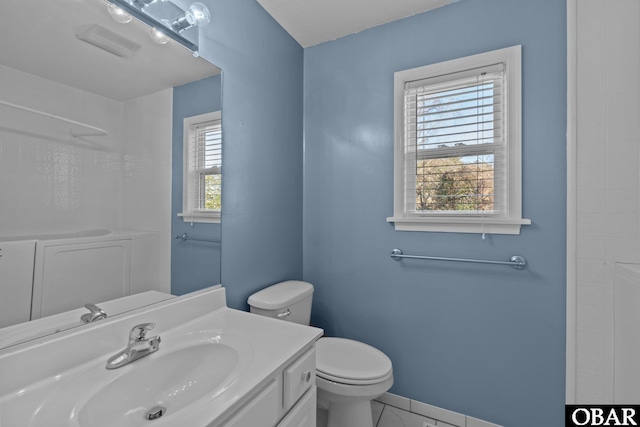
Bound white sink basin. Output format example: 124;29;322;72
28;331;253;427
79;343;240;426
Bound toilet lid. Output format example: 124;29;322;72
316;337;392;384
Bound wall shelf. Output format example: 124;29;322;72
0;99;108;137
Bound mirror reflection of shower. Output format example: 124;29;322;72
0;0;221;349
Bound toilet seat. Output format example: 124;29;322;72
316;337;393;385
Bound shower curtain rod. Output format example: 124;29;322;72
390;248;526;269
0;99;108;137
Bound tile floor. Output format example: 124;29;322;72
316;394;503;427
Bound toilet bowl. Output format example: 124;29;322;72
248;281;394;427
315;337;393;427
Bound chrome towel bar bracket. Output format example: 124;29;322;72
174;233;220;243
390;248;526;270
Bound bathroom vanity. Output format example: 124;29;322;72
0;286;323;426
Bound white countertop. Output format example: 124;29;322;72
0;286;323;426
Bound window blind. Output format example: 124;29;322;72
404;63;506;216
187;118;221;213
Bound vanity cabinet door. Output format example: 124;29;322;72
222;379;280;427
284;348;315;408
277;386;316;427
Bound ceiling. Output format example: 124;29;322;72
256;0;458;48
0;0;455;102
0;0;220;102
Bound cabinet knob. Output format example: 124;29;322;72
302;370;312;383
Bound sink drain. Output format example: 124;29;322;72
146;406;166;421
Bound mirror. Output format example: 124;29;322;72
0;0;222;349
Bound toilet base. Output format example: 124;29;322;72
317;374;393;427
326;400;373;427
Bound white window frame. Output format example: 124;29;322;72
179;111;221;224
387;45;530;235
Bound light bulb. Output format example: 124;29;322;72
107;3;133;24
188;3;211;27
171;2;210;33
148;27;169;44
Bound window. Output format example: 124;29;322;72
387;45;530;234
179;111;222;223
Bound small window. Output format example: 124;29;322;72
387;45;530;234
179;111;222;223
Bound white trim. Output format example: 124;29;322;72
565;0;577;405
178;211;221;224
389;45;529;235
386;216;530;235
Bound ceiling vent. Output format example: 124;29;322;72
76;24;141;58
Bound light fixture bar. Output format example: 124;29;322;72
105;0;198;53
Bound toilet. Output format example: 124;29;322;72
248;280;393;427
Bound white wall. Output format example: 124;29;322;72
122;90;173;293
0;65;124;236
575;0;640;403
0;65;172;294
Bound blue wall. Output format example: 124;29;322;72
302;1;566;426
171;75;223;295
183;0;567;424
195;0;305;308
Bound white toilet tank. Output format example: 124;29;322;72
248;280;314;325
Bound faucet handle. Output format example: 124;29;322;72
129;323;155;342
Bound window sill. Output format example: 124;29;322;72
178;212;220;224
386;216;531;235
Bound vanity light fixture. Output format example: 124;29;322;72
105;0;203;53
106;1;170;46
170;2;210;33
131;0;160;9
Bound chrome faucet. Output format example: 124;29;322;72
106;323;161;370
81;303;107;323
